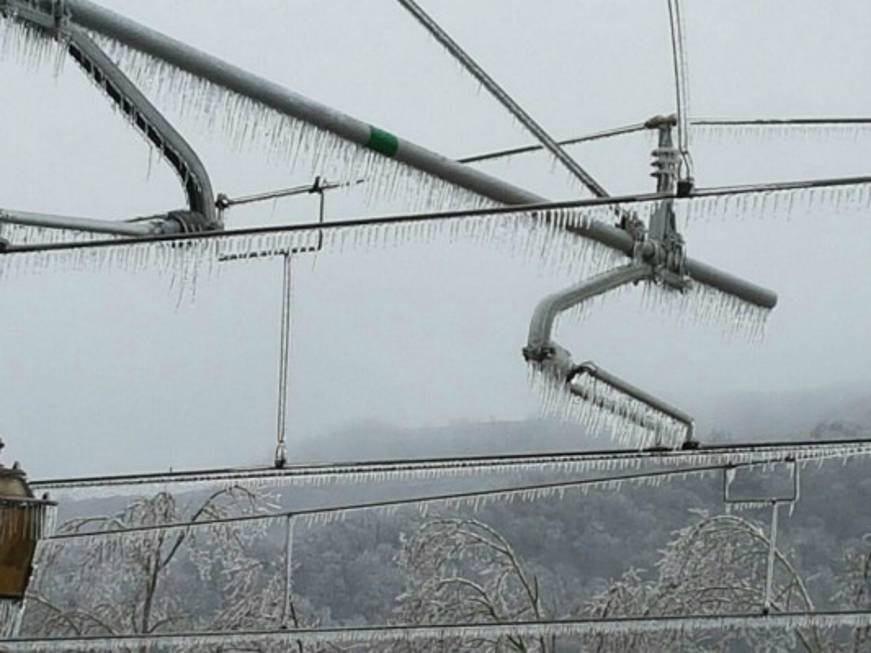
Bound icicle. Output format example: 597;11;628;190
0;12;64;72
84;32;488;213
529;363;689;449
32;439;871;503
641;278;769;341
675;183;871;228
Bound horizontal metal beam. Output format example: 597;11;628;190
7;1;778;310
570;362;695;439
55;0;542;207
0;208;156;236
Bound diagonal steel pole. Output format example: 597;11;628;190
4;0;777;310
396;0;609;198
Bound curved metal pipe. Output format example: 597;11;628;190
525;263;653;358
568;362;695;444
523;262;696;447
65;26;218;229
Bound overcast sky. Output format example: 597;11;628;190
1;1;870;478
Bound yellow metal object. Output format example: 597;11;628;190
0;461;55;601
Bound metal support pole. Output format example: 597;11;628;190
763;501;780;615
275;253;292;469
396;0;608;198
4;0;778;312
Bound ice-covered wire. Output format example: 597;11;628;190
39;450;868;542
666;0;693;181
457;122;649;164
693;117;871;127
396;0;609;198
4;172;871;257
42;464;728;541
462;117;871;166
31;438;871;495
4;609;871;649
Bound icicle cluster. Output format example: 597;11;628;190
2;610;871;650
33;439;871;501
692;123;871;145
0;221;113;248
0;206;624;296
529;364;688;449
678;183;871;227
641;279;769;341
87;33;493;213
300;466;719;530
0;10;64;72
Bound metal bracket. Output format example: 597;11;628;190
522;262;697;449
0;0;219;240
522;116;707;448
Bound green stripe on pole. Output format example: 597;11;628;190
366;126;399;157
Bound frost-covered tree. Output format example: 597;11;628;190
19;486;331;651
391;518;552;652
830;534;871;652
580;510;822;652
392;512;845;652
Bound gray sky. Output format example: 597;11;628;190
1;0;870;477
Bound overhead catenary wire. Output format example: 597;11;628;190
40;446;871;542
457;118;871;165
32;438;871;494
457;122;650;164
4;172;871;258
40;464;764;541
5;609;871;649
396;0;609;198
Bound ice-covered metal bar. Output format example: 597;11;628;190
0;207;215;237
525;264;653;361
569;362;695;442
0;208;154;237
11;0;777;310
397;0;608;197
523;263;695;446
0;1;218;237
65;26;218;227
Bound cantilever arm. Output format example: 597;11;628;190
0;3;218;238
5;0;777;312
523;262;696;447
568;362;695;444
525;263;653;358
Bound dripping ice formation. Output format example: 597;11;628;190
678;182;871;227
528;363;689;450
0;12;64;72
38;466;724;547
31;440;871;501
88;33;496;214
